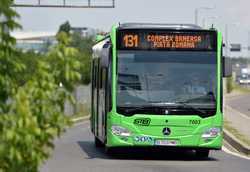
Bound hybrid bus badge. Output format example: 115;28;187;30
162;127;171;136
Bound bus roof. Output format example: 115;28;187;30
118;23;212;31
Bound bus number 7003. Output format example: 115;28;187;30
189;120;200;125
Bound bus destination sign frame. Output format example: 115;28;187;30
117;29;217;51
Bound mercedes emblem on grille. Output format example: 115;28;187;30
162;127;171;136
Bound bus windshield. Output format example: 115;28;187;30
117;50;217;109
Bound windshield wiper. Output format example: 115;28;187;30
148;101;209;116
118;105;153;113
175;102;208;116
117;105;164;116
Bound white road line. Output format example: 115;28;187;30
225;105;250;120
222;146;250;160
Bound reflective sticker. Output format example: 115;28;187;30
134;136;153;142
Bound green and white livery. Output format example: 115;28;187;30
90;23;231;158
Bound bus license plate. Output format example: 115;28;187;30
155;140;178;146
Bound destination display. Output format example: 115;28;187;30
117;30;216;51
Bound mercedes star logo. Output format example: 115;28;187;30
162;127;171;136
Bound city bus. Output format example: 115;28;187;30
90;23;231;157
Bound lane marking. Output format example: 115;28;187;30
225;105;250;120
222;146;250;160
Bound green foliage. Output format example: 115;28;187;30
0;0;22;108
0;2;81;172
57;21;95;85
58;21;71;35
70;32;94;84
0;79;70;172
15;51;42;86
71;32;94;54
79;53;91;84
46;32;81;91
233;83;250;93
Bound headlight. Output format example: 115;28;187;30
111;125;131;137
202;127;221;139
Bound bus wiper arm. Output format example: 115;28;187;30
175;102;208;116
118;105;154;113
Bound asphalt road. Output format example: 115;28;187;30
226;93;250;117
40;122;250;172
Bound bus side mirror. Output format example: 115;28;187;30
222;56;232;77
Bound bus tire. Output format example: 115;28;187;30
196;149;210;158
105;146;116;155
95;137;104;147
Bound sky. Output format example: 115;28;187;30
14;0;250;57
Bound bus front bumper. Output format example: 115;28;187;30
106;130;223;150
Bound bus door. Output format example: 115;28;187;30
98;44;111;141
94;59;99;136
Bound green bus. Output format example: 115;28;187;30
91;23;231;157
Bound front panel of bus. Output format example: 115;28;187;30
107;27;222;149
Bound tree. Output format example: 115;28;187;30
0;2;81;171
57;21;95;85
46;31;81;91
0;0;23;112
71;31;94;54
58;21;71;35
70;32;95;84
15;51;41;86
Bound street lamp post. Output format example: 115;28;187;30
248;31;250;58
194;7;214;26
225;24;229;57
224;23;239;57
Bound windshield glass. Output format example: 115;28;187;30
117;50;217;109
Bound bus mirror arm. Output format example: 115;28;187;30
222;56;232;77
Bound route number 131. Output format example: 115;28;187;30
123;34;139;48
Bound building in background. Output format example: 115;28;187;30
11;27;96;53
11;31;57;53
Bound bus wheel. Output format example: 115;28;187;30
95;137;104;147
105;146;116;155
196;150;210;158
